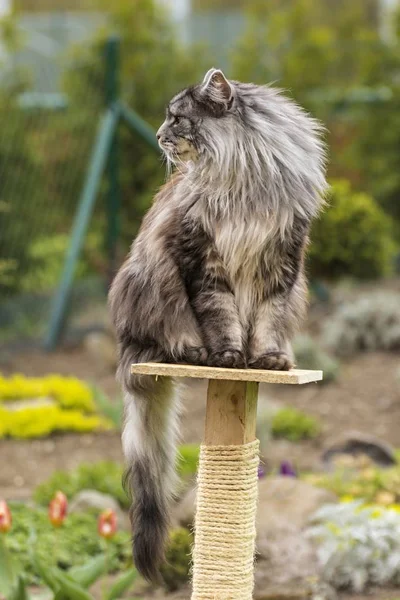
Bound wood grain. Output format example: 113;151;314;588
130;362;323;385
205;380;259;446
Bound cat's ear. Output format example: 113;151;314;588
201;68;234;108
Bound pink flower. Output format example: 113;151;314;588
0;500;12;533
98;509;117;539
48;491;68;527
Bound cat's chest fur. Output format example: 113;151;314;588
212;215;274;279
210;214;277;323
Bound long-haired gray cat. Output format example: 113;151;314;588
109;68;327;580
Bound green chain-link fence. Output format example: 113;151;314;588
0;16;110;347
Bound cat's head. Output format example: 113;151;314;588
156;68;235;165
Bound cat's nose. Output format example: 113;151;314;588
156;126;164;141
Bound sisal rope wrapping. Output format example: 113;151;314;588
191;440;260;600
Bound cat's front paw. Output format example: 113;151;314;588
183;346;208;365
208;349;246;369
249;351;293;371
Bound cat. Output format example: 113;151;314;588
108;68;327;581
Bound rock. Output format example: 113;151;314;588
83;331;117;369
257;477;337;532
322;430;397;467
173;478;335;599
255;523;338;600
69;490;128;530
174;476;336;534
255;523;319;592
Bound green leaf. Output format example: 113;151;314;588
68;555;106;588
106;569;138;600
52;571;94;600
0;535;18;597
10;576;28;600
33;554;60;593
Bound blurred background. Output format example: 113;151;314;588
1;1;400;599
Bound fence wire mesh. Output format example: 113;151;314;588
0;14;109;347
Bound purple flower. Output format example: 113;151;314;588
258;464;266;479
279;460;297;477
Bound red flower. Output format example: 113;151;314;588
48;491;68;527
98;509;117;539
0;500;12;533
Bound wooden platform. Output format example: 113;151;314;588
130;362;322;385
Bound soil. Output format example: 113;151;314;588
1;346;399;500
1;342;400;600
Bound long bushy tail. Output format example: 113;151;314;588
118;350;181;581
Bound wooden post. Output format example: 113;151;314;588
130;363;323;599
205;380;258;446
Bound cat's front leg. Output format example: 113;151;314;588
192;276;245;368
179;220;245;368
248;296;294;371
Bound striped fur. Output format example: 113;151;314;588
109;69;328;580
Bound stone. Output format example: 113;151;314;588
257;477;337;532
255;523;319;593
69;490;128;530
83;331;117;369
173;478;336;599
174;476;336;533
322;430;397;467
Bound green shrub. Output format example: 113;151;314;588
323;292;400;357
6;503;131;585
34;449;201;511
303;461;400;506
34;461;129;510
65;0;210;249
178;444;200;478
18;233;101;294
160;528;193;592
309;180;396;280
272;407;321;441
0;373;112;439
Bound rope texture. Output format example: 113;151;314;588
191;440;260;600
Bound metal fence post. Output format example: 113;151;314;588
104;35;121;285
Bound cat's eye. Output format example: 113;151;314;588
174;116;182;125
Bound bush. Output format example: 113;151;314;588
0;374;111;439
232;0;400;228
308;501;400;592
323;292;400;357
309;180;396;280
6;503;131;585
34;461;129;510
0;405;110;439
65;0;209;249
18;233;102;294
34;449;201;511
293;334;339;383
0;373;95;412
271;406;321;441
178;444;200;479
303;461;400;505
160;528;193;592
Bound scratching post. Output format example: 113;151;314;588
130;363;323;599
192;380;259;600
